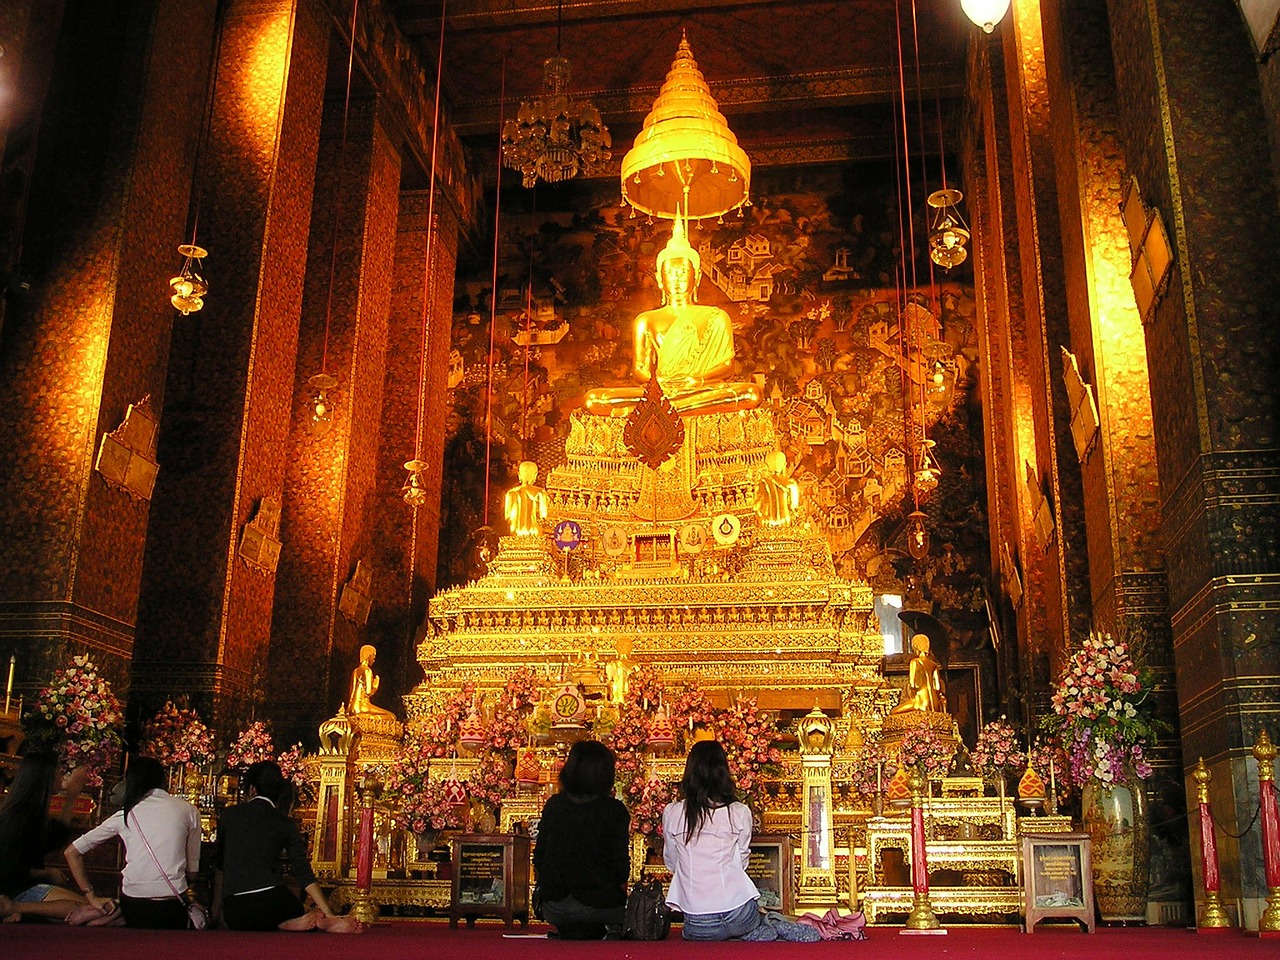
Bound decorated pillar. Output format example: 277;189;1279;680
1103;0;1280;928
131;0;329;729
267;92;402;743
797;706;838;905
312;712;355;880
0;0;218;696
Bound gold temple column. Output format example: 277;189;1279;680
267;93;402;742
0;0;218;696
132;0;330;729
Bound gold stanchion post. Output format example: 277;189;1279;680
903;770;943;933
1254;732;1280;936
349;775;380;925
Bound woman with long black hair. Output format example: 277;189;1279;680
533;739;630;939
65;755;201;929
0;753;89;922
213;760;355;932
662;740;817;942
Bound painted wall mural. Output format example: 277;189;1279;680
439;165;990;653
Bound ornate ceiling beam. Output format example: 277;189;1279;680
395;0;825;35
449;62;963;134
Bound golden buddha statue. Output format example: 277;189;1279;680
503;460;548;536
583;215;761;417
754;450;801;526
890;633;947;715
348;644;397;719
606;636;635;703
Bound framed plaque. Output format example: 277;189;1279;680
748;834;795;916
449;833;531;929
1021;832;1095;933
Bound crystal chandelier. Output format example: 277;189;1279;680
501;51;610;188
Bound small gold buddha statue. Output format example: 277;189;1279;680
890;633;947;715
754;450;801;526
583;215;761;418
503;460;548;536
606;636;635;703
348;644;397;719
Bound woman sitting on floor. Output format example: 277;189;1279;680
65;755;201;929
663;740;819;942
533;739;630;939
0;753;90;922
213;760;358;932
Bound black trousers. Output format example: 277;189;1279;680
120;894;188;930
223;885;308;931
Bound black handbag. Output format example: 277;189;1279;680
622;876;670;941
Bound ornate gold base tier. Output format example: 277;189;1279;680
413;574;881;715
327;878;452;915
861;886;1023;924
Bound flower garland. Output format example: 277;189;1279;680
140;701;214;769
969;716;1025;781
1046;631;1156;786
385;732;465;835
719;696;780;806
225;721;275;770
25;654;124;786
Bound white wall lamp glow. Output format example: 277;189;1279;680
962;0;1012;32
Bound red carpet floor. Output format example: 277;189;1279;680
2;922;1277;960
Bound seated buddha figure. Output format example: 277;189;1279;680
584;216;761;418
754;450;801;527
348;644;397;719
890;633;947;715
503;460;548;536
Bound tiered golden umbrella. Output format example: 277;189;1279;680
621;31;751;221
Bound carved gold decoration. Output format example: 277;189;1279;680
623;372;685;469
238;496;283;575
95;396;160;501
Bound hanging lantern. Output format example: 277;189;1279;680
169;244;209;315
961;0;1012;33
906;510;931;560
914;438;940;494
927;189;971;270
458;707;487;752
402;459;429;508
308;373;337;432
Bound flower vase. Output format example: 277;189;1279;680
184;767;203;805
1081;770;1150;921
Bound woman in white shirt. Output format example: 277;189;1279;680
66;756;201;929
662;741;817;942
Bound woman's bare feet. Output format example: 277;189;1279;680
317;914;364;934
277;909;321;931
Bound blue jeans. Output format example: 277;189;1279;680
542;895;624;939
680;898;762;941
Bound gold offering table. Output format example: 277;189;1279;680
861;785;1074;923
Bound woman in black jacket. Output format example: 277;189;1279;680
213;761;357;932
533;740;630;939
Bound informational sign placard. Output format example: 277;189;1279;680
748;834;795;916
1021;832;1095;933
457;843;505;905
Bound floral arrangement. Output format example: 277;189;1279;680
486;668;541;751
385;732;465;834
1029;740;1071;799
718;696;781;806
897;720;953;780
25;654;124;786
417;684;476;758
225;720;275;770
140;701;214;769
629;774;675;839
969;716;1025;781
847;743;891;799
1047;630;1156;786
468;750;516;811
275;742;309;792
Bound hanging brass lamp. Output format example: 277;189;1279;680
620;31;751;221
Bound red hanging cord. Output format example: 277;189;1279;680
482;56;507;525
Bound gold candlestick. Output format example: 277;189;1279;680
4;655;14;714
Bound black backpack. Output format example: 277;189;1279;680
622;876;671;940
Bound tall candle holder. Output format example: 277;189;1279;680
1192;758;1231;931
1255;731;1280;936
